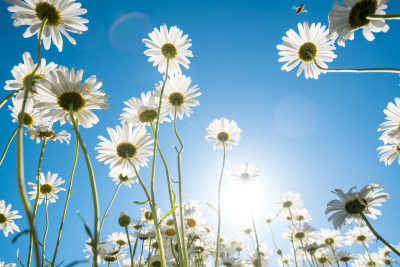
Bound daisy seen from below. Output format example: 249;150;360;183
378;141;400;166
205;118;242;150
230;163;260;184
273;191;303;218
277;22;337;79
0;200;22;237
345;226;375;246
336;250;357;264
110;172;138;188
353;252;384;267
4;52;57;94
9;94;44;128
34;66;109;128
107;232;129;247
27;171;66;204
378;97;400;144
95;123;153;175
120;90;170;127
0;262;16;267
4;0;89;52
143;24;193;75
328;0;390;47
317;228;344;248
326;183;390;229
26;122;71;144
156;74;201;120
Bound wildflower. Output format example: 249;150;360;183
9;95;44;128
107;232;129;247
345;226;375;246
273;191;303;218
28;171;65;204
26;123;71;144
205;118;242;150
317;228;344;248
378;97;400;144
0;200;21;237
230;163;260;184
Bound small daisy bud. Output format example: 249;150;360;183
277;249;282;255
118;212;131;227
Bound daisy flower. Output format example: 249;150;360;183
100;247;126;263
4;52;57;93
95;123;153;175
9;94;45;128
205;118;242;150
277;22;337;79
326;183;390;229
378;142;400;165
328;0;390;47
34;66;109;128
353;252;384;267
230;163;260;184
143;24;192;75
282;222;316;244
4;0;89;51
156;74;201;120
314;252;335;267
0;262;16;267
378;97;400;144
140;206;162;225
298;242;327;255
107;232;129;247
27;171;66;204
247;251;269;267
273;191;303;218
0;200;22;237
317;228;344;248
120;91;170;127
345;226;375;246
336;250;357;263
110;172;138;188
219;253;240;267
26;123;71;144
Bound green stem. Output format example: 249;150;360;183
0;126;18;165
329;244;340;267
362;241;374;266
291;235;298;267
345;262;349;267
300;239;314;267
69;105;99;267
99;182;122;236
124;226;134;267
51;133;79;267
22;17;48;267
251;212;262;267
127;158;166;267
214;143;226;267
267;223;278;251
139;239;144;266
0;90;19;110
359;211;400;258
173;109;189;266
149;122;185;267
367;14;400;20
132;237;139;260
41;199;49;267
28;140;46;267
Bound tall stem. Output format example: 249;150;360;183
22;17;48;267
41;200;49;267
214;143;226;267
69;105;99;267
0;126;18;165
51;133;79;267
0;90;19;110
291;235;298;267
173;109;189;266
359;211;400;257
367;14;400;20
251;212;262;267
125;226;134;267
99;182;122;236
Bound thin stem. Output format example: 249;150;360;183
69;105;99;267
362;241;374;266
99;182;122;236
329;244;340;267
0;90;19;110
345;262;349;267
359;211;400;257
367;14;400;20
51;132;79;267
299;239;314;267
0;126;18;165
149;122;185;266
291;235;298;267
28;140;46;267
22;17;48;267
251;212;262;267
132;236;139;260
173;109;189;266
124;226;134;267
139;239;144;266
215;143;226;267
267;223;278;251
41;199;49;267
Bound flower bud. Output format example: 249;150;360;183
118;212;131;227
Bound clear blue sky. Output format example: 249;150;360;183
1;0;400;265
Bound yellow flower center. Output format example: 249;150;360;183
35;2;61;26
161;43;177;59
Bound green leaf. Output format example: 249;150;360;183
64;260;91;267
12;229;29;244
132;200;149;205
170;178;179;184
76;211;93;239
159;205;179;224
70;189;75;196
206;202;217;213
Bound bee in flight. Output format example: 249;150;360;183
292;3;308;14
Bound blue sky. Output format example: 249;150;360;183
1;0;400;265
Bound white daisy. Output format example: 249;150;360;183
120;91;170;127
34;66;109;128
107;232;129;247
219;253;241;267
4;52;57;94
352;252;384;267
4;0;89;51
378;97;400;144
27;171;66;204
100;247;126;263
230;163;260;184
246;251;269;267
0;262;16;267
156;74;201;120
143;24;192;75
110;172;138;188
336;250;357;263
95;123;153;175
140;206;162;225
326;183;390;229
317;228;345;248
328;0;390;47
277;22;337;79
26;122;70;144
205;118;242;150
345;226;375;246
0;200;22;237
282;222;316;244
314;252;335;267
378;142;400;165
9;94;45;128
273;191;303;218
298;242;327;255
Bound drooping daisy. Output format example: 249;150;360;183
9;95;45;128
205;118;242;150
143;24;193;75
273;191;303;218
95;123;153;175
107;232;129;247
26;123;71;144
4;0;89;52
27;171;66;204
110;172;138;188
100;247;126;264
326;183;390;229
230;163;260;184
277;22;337;79
345;226;375;246
34;66;108;128
328;0;390;47
317;228;344;248
156;74;201;120
336;250;357;264
378;142;400;165
4;52;57;93
378;97;400;144
0;200;22;237
298;242;327;256
352;252;384;267
120;91;170;127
